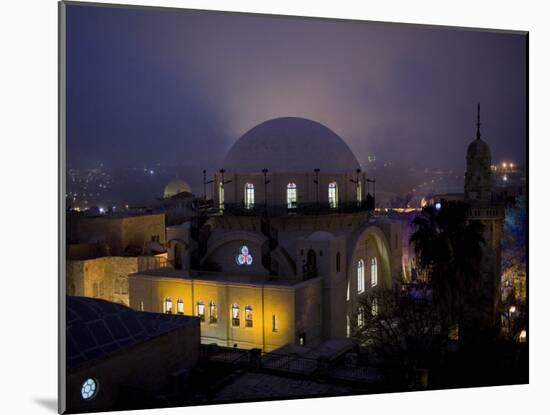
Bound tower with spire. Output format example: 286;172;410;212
463;104;504;334
465;103;493;202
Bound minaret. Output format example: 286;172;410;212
463;104;504;335
464;103;492;202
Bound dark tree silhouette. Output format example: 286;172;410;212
409;201;485;330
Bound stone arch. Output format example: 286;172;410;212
348;225;392;290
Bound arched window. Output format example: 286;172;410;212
232;304;240;326
245;305;253;327
357;180;362;204
328;182;338;208
336;252;341;272
346;315;351;337
371;257;378;287
371;298;379;316
196;300;205;321
287;182;297;209
346;279;350;301
176;298;184;314
244;183;255;209
358;306;365;328
219;181;225;211
357;259;365;293
164;297;173;314
209;301;218;324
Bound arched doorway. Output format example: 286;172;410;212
303;249;317;280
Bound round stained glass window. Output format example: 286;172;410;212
236;245;253;266
81;378;98;400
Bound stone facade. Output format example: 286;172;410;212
67;256;138;306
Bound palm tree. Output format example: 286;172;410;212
410;201;485;329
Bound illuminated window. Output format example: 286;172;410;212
139;301;144;311
287;183;297;208
176;298;184;315
236;245;253;266
358;306;365;328
244;183;255;209
371;257;378;287
245;305;253;328
357;180;362;203
371;298;379;316
232;304;240;326
346;315;350;337
346;279;350;301
357;259;365;293
196;300;205;322
336;252;341;272
209;301;218;324
328;182;338;208
164;297;173;314
81;378;98;400
219;181;225;211
272;315;278;332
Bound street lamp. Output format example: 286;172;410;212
349;168;362;207
203;169;213;200
262;168;270;211
313;168;320;205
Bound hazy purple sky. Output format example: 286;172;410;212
66;4;527;170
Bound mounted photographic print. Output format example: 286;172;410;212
58;1;528;413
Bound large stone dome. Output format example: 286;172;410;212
223;117;360;173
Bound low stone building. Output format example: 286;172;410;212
65;297;200;413
67;212;166;257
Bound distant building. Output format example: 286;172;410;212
67;212;166;257
129;117;403;350
65;297;200;413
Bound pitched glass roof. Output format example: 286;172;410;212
66;296;194;370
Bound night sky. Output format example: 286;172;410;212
66;4;527;172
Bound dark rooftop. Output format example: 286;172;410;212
66;296;195;370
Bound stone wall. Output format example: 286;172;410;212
67;256;138;306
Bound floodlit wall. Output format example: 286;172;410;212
129;274;322;351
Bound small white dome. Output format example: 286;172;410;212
164;179;191;198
